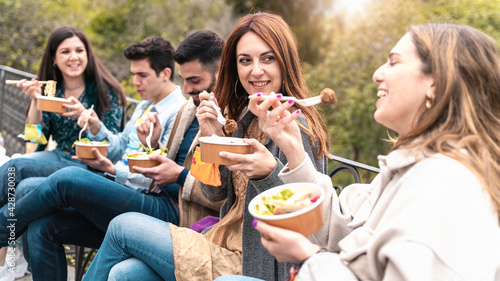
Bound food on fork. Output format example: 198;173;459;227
5;79;57;97
224;119;238;133
44;80;57;97
320;88;337;105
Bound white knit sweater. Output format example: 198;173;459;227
279;149;500;280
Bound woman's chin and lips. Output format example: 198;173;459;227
244;80;281;96
374;89;389;128
65;63;85;76
374;98;384;120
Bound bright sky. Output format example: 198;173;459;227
334;0;371;15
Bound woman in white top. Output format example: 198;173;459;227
217;23;500;280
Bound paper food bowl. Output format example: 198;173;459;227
248;182;325;237
36;96;70;114
127;153;161;173
198;136;253;165
74;142;110;159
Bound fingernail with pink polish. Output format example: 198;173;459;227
296;109;300;114
288;100;293;104
276;94;282;98
252;220;258;227
257;93;261;97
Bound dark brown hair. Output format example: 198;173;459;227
38;26;126;115
124;36;176;81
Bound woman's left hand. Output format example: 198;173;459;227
254;220;320;264
220;139;277;179
61;96;86;119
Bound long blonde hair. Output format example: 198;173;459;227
394;23;500;224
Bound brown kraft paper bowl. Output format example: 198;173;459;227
36;96;71;114
198;136;253;165
127;155;161;173
74;143;110;159
248;182;325;237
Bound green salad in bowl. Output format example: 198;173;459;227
126;145;168;173
254;188;319;216
73;138;110;159
125;144;168;158
248;183;325;236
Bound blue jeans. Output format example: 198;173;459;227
83;212;175;281
25;209;104;281
14;177;45;199
0;149;86;205
0;166;179;280
14;177;46;273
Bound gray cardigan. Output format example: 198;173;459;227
200;110;328;281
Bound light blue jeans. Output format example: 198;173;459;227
0;148;86;205
0;165;179;280
83;212;175;281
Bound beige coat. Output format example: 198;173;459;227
279;149;500;280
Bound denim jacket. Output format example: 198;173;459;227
89;86;186;190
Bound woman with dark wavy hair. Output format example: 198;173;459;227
26;25;126;153
0;25;125;280
0;26;126;202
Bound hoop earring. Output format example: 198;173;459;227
425;97;432;109
234;79;240;99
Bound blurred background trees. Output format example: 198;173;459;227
1;0;499;171
307;0;500;175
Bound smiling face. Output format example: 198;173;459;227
53;36;88;80
130;58;168;103
372;34;434;136
236;32;282;95
178;59;216;106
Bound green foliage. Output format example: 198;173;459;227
0;0;98;73
305;0;500;168
83;0;237;81
1;1;52;71
0;0;236;82
225;0;335;64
